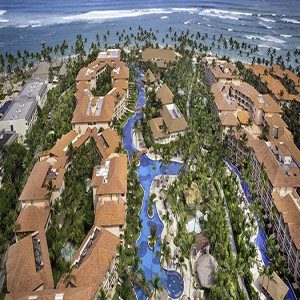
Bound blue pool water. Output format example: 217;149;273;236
122;70;184;299
225;159;297;300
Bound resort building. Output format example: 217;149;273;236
95;200;126;237
226;134;300;287
141;48;177;67
149;103;188;144
74;49;129;132
246;64;300;104
0;129;18;146
15;206;51;235
6;230;54;295
229;82;282;126
107;87;128;120
143;69;156;83
204;57;239;85
264;114;293;142
5;287;94;300
156;83;174;105
17;80;48;108
0;98;37;138
19;159;65;208
58;226;120;299
91;153;127;208
71;93;115;133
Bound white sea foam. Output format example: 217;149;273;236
0;10;6;16
0;18;9;23
207;24;211;27
245;35;286;44
280;34;293;38
227;28;233;31
62;8;197;22
184;20;190;24
259;17;275;23
281;18;300;24
161;16;168;19
258;44;281;51
199;8;252;21
259;21;272;29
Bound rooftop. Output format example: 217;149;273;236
91;153;127;195
156;83;174;105
2;99;37;121
95;200;125;227
58;226;120;298
16;206;51;233
6;230;54;294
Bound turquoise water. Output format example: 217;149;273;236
122;70;184;299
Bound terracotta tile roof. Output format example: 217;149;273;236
92;154;127;195
107;87;126;104
156;83;174;105
141;48;177;67
245;64;270;77
92;128;121;160
262;75;300;102
111;63;129;80
237;110;250;125
76;67;96;82
149;117;167;140
19;161;50;202
143;69;156;83
5;287;93;300
16;206;50;233
247;140;300;187
211;82;238;112
273;191;300;250
6;230;54;294
271;65;300;86
50;131;78;157
219;111;238;126
58;226;120;298
113;79;129;90
161;104;188;134
95;200;125;227
231;82;282;113
259;271;289;300
264;114;293;142
71;94;115;124
209;61;238;80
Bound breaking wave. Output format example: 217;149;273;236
245;35;286;44
198;9;252;21
281;18;300;24
259;17;275;23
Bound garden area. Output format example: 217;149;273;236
46;138;100;284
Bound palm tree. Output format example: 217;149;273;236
46;180;55;204
151;274;163;299
63;261;77;287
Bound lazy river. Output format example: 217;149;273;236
122;70;184;299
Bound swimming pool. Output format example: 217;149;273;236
122;70;184;299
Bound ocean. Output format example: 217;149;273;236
0;0;299;58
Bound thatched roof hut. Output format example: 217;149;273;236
196;253;218;288
259;272;289;300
